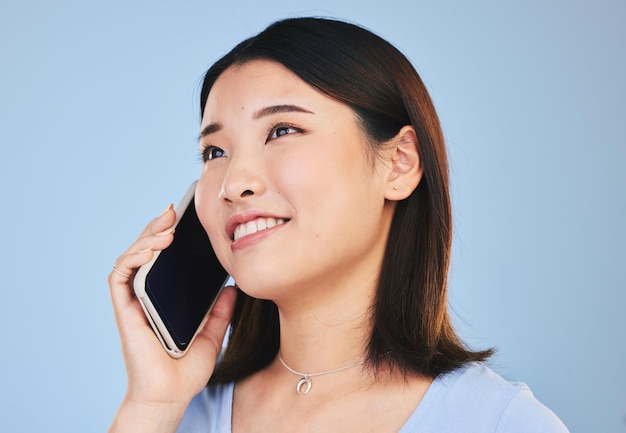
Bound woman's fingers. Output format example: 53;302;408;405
134;204;176;242
108;205;177;320
109;205;176;283
108;248;155;309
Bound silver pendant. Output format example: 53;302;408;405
296;376;312;395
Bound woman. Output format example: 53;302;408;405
109;17;568;432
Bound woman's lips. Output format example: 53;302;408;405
225;212;291;250
229;217;289;251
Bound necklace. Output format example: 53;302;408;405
278;354;369;395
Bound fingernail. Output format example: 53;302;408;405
155;228;175;237
159;203;174;217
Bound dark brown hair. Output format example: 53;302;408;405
201;17;492;383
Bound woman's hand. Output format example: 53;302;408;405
108;205;237;433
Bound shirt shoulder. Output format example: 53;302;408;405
495;386;569;433
400;363;568;433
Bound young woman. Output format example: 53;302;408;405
108;17;568;433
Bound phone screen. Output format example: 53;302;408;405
144;196;228;351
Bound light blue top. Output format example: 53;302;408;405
177;363;568;432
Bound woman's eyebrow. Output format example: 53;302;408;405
199;105;313;140
199;122;222;139
253;104;314;119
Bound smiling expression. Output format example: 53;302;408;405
195;60;397;305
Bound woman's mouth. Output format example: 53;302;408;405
233;217;288;241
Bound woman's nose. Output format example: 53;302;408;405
218;155;266;204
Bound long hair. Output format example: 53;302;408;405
202;17;492;383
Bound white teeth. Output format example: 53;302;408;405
245;221;256;233
233;217;285;241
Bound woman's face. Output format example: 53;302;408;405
196;60;396;304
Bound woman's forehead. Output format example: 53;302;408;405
201;60;344;125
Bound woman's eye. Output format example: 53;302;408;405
268;124;300;141
202;145;226;162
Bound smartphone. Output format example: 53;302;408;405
133;181;233;358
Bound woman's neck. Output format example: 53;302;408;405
273;271;378;376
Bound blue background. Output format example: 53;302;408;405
1;1;624;431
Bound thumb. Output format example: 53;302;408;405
193;286;238;359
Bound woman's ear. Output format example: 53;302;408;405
384;125;423;201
